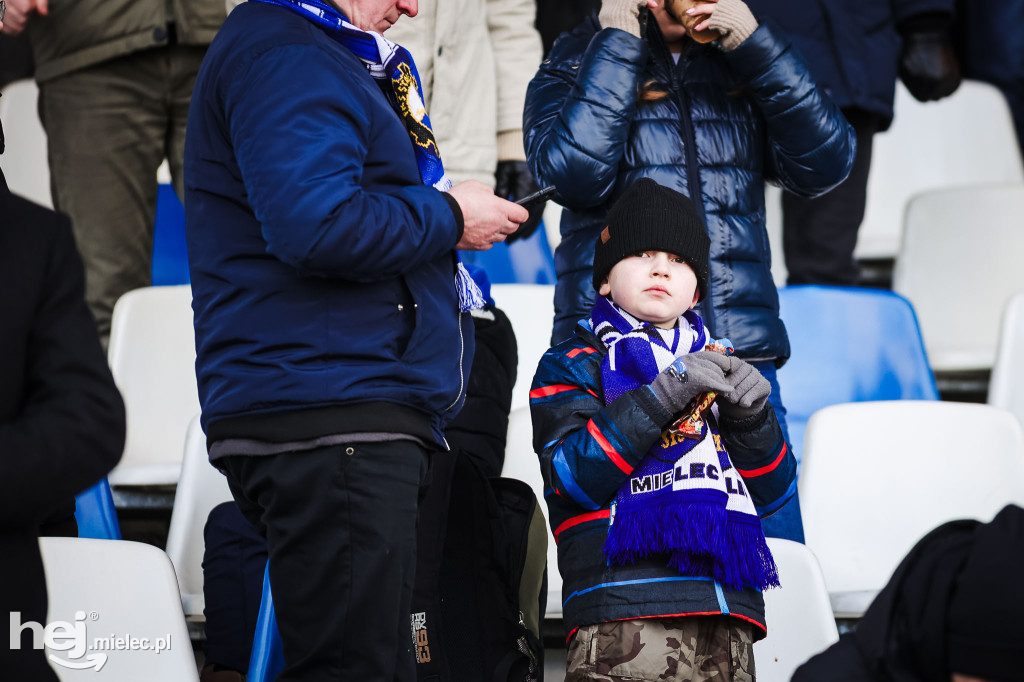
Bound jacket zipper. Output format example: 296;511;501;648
667;42;716;332
443;308;466;413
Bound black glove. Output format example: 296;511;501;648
494;160;544;243
648;351;733;417
713;355;771;421
897;13;961;102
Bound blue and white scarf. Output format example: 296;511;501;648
249;0;484;311
591;296;778;591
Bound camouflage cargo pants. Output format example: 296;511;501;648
565;616;756;682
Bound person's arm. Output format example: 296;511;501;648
717;406;795;516
711;354;796;516
531;346;732;510
720;19;857;198
487;0;547;238
0;213;124;525
523;18;648;210
226;44;467;281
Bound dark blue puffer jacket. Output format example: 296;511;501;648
744;0;955;127
184;2;473;449
524;17;855;359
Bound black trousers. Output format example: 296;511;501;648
221;440;430;682
782;109;881;286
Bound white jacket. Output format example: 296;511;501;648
385;0;542;186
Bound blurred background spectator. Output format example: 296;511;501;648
1;0;226;348
793;505;1024;682
954;0;1024;160
745;0;961;288
0;115;125;681
385;0;546;240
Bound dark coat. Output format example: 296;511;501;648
0;170;125;680
744;0;956;127
529;322;796;636
185;2;473;449
524;17;855;356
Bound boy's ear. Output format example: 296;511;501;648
598;280;611;297
689;289;700;309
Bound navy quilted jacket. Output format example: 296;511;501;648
524;17;856;357
184;3;472;447
530;322;796;638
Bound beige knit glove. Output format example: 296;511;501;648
599;0;647;38
705;0;758;51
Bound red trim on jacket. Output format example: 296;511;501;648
567;346;598;358
553;509;611;542
530;384;577;399
587;419;633;474
735;443;787;478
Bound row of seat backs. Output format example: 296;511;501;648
763;79;1023;277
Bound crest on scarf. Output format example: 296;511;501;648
392;63;439;156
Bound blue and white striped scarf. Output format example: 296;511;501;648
591;296;778;591
249;0;484;310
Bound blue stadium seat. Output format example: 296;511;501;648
152;183;190;286
459;221;556;284
247;562;285;682
777;285;939;459
75;478;122;540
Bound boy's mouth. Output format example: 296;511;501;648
645;286;670;296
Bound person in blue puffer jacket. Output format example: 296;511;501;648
523;0;855;542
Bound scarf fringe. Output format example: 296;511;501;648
455;262;486;312
605;504;780;591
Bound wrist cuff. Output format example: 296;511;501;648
496;130;527;162
599;6;642;38
707;0;758;51
441;192;465;243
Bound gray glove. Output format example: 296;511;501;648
649;351;733;415
713;355;771;420
599;0;648;37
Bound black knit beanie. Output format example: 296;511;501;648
592;178;710;301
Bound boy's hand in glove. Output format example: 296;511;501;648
600;0;657;38
711;355;771;420
897;12;961;102
648;351;733;415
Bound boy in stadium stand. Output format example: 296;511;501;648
529;178;796;680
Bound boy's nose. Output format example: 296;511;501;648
651;254;671;276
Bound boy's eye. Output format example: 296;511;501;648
633;251;651;258
671;256;685;264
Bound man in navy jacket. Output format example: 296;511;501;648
184;0;527;679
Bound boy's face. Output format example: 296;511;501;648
599;250;700;329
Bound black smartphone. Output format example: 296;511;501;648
515;185;556;211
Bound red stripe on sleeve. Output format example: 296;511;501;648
554;509;611;541
567;347;598;358
735;443;788;478
529;384;578;399
587;420;633;475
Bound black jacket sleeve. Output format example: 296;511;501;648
0;193;125;527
